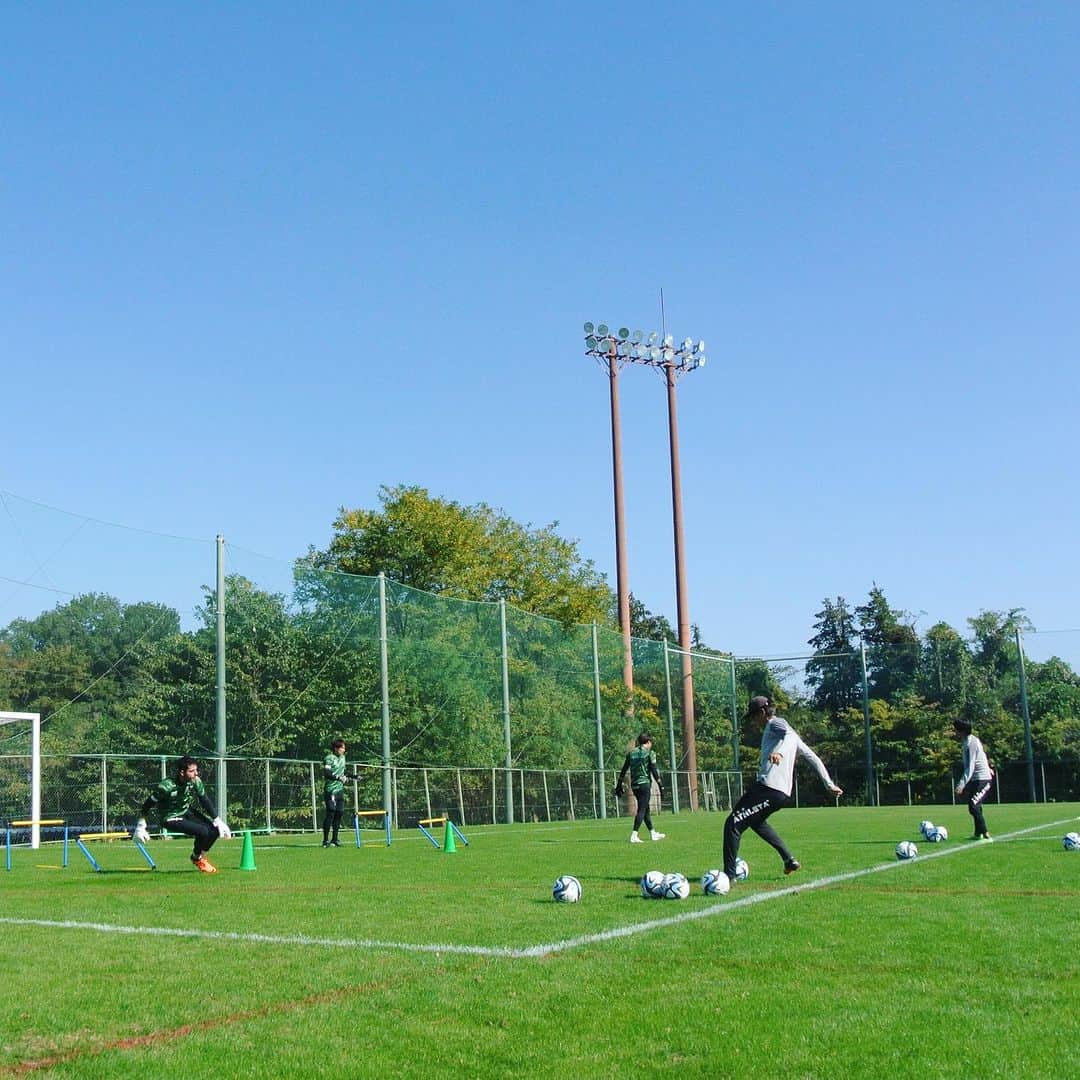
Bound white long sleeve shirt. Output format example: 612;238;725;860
959;734;993;785
757;716;837;797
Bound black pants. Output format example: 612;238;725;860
962;778;992;836
723;782;794;875
632;786;654;832
166;815;219;861
323;791;345;842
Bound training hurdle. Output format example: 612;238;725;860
353;809;392;848
75;832;156;872
5;820;68;871
417;817;469;850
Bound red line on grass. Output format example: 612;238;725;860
1;978;395;1074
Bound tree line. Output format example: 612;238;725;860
1;486;1077;802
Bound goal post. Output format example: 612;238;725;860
1;713;42;848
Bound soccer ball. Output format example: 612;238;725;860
928;825;948;843
701;868;731;896
660;872;690;900
1063;832;1080;852
552;875;582;903
733;857;750;882
896;840;918;860
919;820;935;838
640;870;666;898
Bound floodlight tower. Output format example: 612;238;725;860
584;323;635;705
593;326;708;809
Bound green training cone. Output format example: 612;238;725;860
239;830;257;871
442;819;457;854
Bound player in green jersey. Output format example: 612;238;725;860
132;756;231;873
615;732;666;843
322;738;358;847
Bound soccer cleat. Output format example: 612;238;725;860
330;839;342;847
629;833;644;843
322;840;331;848
978;833;993;842
192;855;217;874
784;859;801;875
650;831;666;841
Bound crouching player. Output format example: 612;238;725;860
132;755;231;873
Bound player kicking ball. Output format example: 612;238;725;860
723;697;842;881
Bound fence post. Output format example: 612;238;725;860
378;573;393;820
860;643;874;806
309;762;317;834
423;768;431;821
265;758;271;834
215;534;228;820
729;655;740;774
499;599;513;824
592;622;607;819
1015;627;1037;803
662;639;680;813
542;770;551;821
565;770;574;820
456;768;465;826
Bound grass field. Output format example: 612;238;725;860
1;802;1076;1078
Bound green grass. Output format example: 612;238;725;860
1;803;1076;1078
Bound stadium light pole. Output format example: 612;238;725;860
584;323;634;708
587;324;708;809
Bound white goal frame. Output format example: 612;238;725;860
1;712;42;848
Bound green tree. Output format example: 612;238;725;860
855;584;920;703
806;597;862;716
307;485;612;626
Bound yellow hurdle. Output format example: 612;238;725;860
75;830;156;873
5;819;68;871
352;808;392;847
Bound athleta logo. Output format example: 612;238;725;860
733;800;770;824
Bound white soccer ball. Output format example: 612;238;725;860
640;870;666;898
733;857;750;882
660;872;690;900
919;820;935;838
896;840;918;860
1063;832;1080;852
552;875;582;903
701;868;731;896
928;825;948;843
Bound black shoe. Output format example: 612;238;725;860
330;839;342;847
784;859;801;875
322;840;331;848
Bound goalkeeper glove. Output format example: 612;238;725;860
614;784;625;797
132;819;150;844
212;816;232;840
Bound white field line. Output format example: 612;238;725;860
1;816;1074;960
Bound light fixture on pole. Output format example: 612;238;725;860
584;322;635;707
601;326;708;809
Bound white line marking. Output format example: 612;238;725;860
1;816;1074;959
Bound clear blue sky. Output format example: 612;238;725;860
3;4;1078;669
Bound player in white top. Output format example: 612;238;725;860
723;696;842;881
952;718;994;840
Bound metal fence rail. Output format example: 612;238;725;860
0;754;744;837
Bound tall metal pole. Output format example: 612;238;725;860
499;599;514;823
591;622;607;820
860;643;873;806
1015;627;1036;803
729;655;740;773
377;572;392;819
215;534;227;818
661;639;680;812
605;339;634;705
664;363;698;808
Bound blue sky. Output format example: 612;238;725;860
3;3;1078;669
